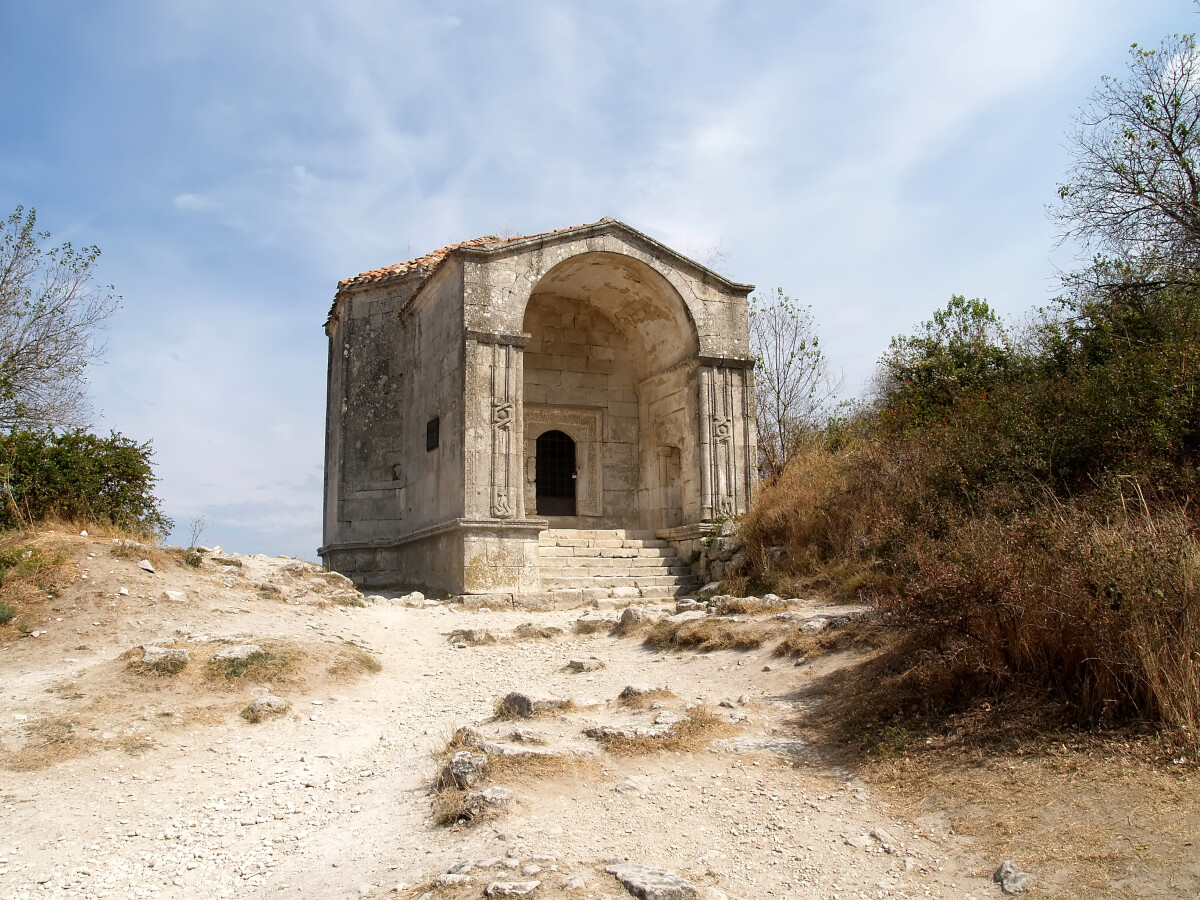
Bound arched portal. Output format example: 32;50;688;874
522;250;700;529
535;430;576;516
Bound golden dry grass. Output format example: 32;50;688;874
643;616;782;653
617;687;676;709
595;705;735;756
326;643;382;678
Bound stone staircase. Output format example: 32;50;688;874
538;528;700;602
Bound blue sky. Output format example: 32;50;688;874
0;1;1192;558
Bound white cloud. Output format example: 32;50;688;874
172;192;220;212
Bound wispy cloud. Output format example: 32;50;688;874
0;0;1192;555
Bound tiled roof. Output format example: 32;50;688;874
327;223;593;325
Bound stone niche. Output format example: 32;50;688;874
319;217;758;597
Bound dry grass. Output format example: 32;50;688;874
447;627;498;645
597;705;735;756
710;595;790;615
0;717;94;771
121;647;189;677
643;616;782;653
204;645;292;683
493;695;576;720
0;531;75;636
240;700;291;724
512;622;565;640
573;617;611;635
617;688;675;709
326;643;382;678
773;619;886;660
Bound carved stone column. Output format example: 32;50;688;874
697;359;756;520
467;331;529;521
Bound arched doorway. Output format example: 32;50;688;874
536;430;576;516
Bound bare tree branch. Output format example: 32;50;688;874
0;207;118;430
749;289;841;481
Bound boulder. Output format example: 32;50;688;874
500;691;570;718
211;644;265;662
993;861;1034;895
484;883;540;897
463;786;514;818
141;646;189;667
604;864;698;900
442;750;488;790
247;695;289;719
567;657;604;672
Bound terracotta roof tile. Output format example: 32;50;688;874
326;222;593;326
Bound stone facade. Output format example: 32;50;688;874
319;218;757;597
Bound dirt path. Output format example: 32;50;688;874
0;535;999;899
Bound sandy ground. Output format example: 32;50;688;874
0;532;1123;899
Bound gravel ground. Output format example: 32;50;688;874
0;534;997;900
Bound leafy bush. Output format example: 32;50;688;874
0;429;171;535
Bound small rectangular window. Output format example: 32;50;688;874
426;417;440;451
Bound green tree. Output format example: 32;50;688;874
1056;32;1200;265
0;206;118;429
877;295;1011;426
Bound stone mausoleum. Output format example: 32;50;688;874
319;218;757;606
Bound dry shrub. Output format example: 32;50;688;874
893;502;1200;728
598;705;734;755
643;617;780;653
431;787;470;826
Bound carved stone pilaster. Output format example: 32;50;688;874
698;363;754;519
488;342;519;518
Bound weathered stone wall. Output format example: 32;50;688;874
323;261;467;548
522;293;639;526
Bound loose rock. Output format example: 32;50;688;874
162;590;187;603
567;657;604;672
993;861;1034;894
247;695;288;719
211;644;264;662
499;690;570;718
484;882;541;897
442;750;488;790
605;863;698;900
137;559;155;573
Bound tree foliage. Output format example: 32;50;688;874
1056;32;1200;265
0;207;117;429
0;429;171;535
876;295;1012;427
749;289;840;481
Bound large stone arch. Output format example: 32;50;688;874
521;250;699;378
518;250;703;530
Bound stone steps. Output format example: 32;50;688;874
538;528;698;600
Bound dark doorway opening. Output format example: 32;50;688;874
536;430;576;516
